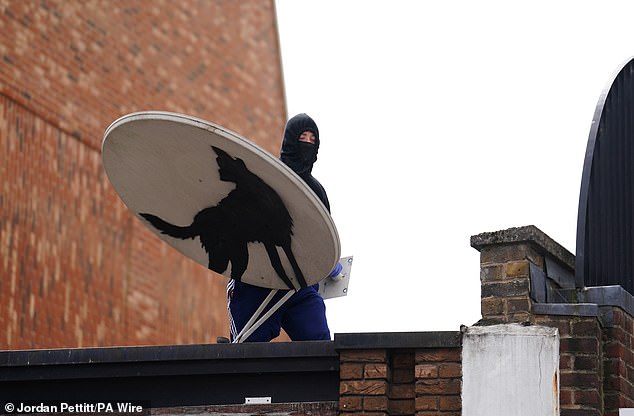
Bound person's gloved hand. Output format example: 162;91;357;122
328;262;344;281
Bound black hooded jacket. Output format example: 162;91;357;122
280;114;330;212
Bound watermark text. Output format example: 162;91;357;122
4;401;147;414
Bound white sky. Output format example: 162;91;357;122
275;0;634;334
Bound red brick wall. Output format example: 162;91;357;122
476;238;605;415
533;314;603;416
338;347;462;415
602;308;634;415
415;349;462;415
0;0;287;349
473;226;634;416
339;349;390;413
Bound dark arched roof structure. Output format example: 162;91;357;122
576;57;634;293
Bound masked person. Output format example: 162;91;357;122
226;113;333;342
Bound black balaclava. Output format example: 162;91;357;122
280;113;330;212
280;113;320;175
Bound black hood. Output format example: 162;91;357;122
280;113;320;175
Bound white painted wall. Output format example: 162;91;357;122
462;324;559;416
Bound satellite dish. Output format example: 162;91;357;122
576;57;634;293
102;111;340;290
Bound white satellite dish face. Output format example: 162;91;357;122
102;111;340;290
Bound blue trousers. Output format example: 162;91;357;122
228;280;331;342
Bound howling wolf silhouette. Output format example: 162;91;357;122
140;146;307;290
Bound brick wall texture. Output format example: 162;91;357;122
339;348;462;416
0;0;287;349
478;239;634;416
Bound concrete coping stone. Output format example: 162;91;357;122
464;323;559;337
470;225;575;270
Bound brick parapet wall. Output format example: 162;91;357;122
472;225;634;416
602;307;634;415
533;314;603;416
478;247;536;324
339;349;389;414
415;348;462;415
0;0;287;349
335;332;461;416
390;351;415;415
